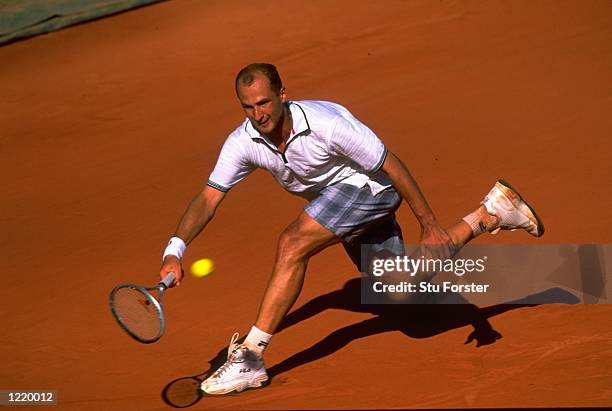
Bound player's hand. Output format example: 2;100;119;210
160;255;184;287
420;224;455;260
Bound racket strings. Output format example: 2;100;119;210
113;287;162;341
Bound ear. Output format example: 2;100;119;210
280;87;287;103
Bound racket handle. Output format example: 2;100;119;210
161;272;176;288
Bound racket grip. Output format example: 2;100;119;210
161;272;176;288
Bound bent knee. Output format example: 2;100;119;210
276;212;338;263
277;221;329;262
277;225;309;262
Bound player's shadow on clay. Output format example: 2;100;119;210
267;279;578;378
161;280;578;407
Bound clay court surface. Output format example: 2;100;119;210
2;0;612;409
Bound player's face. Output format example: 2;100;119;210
237;74;286;136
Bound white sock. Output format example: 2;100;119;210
244;325;272;356
462;206;497;237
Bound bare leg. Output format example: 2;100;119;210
448;205;496;248
375;205;495;302
256;204;495;330
255;212;340;334
447;220;473;246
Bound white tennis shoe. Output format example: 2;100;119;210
200;333;268;395
483;179;545;237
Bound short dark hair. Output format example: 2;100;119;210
235;63;283;95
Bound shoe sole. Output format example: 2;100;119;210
496;179;545;237
201;374;269;396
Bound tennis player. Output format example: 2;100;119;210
160;63;544;395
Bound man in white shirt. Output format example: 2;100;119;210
160;63;544;395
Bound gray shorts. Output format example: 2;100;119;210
304;183;406;273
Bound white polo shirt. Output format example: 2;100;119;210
208;100;392;200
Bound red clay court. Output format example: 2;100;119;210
2;0;611;409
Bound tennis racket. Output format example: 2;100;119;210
109;272;176;343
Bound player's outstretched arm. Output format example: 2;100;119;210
159;186;226;285
381;151;452;249
174;185;226;244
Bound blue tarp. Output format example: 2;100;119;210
0;0;165;46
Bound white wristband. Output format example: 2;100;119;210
163;236;187;261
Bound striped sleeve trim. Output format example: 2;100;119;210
371;147;389;172
207;180;231;193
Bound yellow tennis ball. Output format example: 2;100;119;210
191;258;215;278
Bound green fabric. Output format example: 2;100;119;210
0;0;165;46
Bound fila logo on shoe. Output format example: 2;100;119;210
239;368;251;373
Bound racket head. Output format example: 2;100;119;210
109;283;165;343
